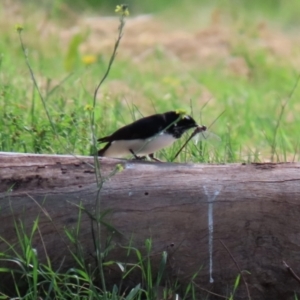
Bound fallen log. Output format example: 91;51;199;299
1;152;300;299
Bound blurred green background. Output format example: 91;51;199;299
13;0;300;25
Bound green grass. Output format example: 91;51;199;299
1;1;300;298
0;210;196;299
1;0;300;162
1;1;300;163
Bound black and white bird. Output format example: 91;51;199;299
98;111;198;160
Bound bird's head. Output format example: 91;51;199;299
164;111;198;138
176;114;198;130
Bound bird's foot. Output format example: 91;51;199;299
129;150;163;162
149;153;163;162
129;149;147;160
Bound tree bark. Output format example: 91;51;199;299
1;152;300;299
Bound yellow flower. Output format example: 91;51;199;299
115;4;130;16
84;104;93;111
15;24;24;32
82;54;97;66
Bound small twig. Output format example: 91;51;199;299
173;126;207;161
192;281;229;299
172;110;225;161
207;110;226;131
283;260;300;285
219;240;251;300
197;98;213;126
200;98;212;114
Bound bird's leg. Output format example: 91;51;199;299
129;149;146;160
149;153;163;162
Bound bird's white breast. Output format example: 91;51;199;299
104;133;176;158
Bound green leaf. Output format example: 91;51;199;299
125;283;141;300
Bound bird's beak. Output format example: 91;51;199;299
187;123;198;130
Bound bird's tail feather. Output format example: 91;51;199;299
97;142;110;156
97;136;110;143
98;148;105;156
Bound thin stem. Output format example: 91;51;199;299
219;240;251;300
270;75;300;162
172;126;207;161
93;15;125;113
172;110;225;162
90;15;126;180
192;281;229;299
17;31;58;137
283;260;300;285
89;10;128;299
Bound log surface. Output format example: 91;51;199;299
1;152;300;299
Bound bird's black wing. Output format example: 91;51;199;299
98;112;176;143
